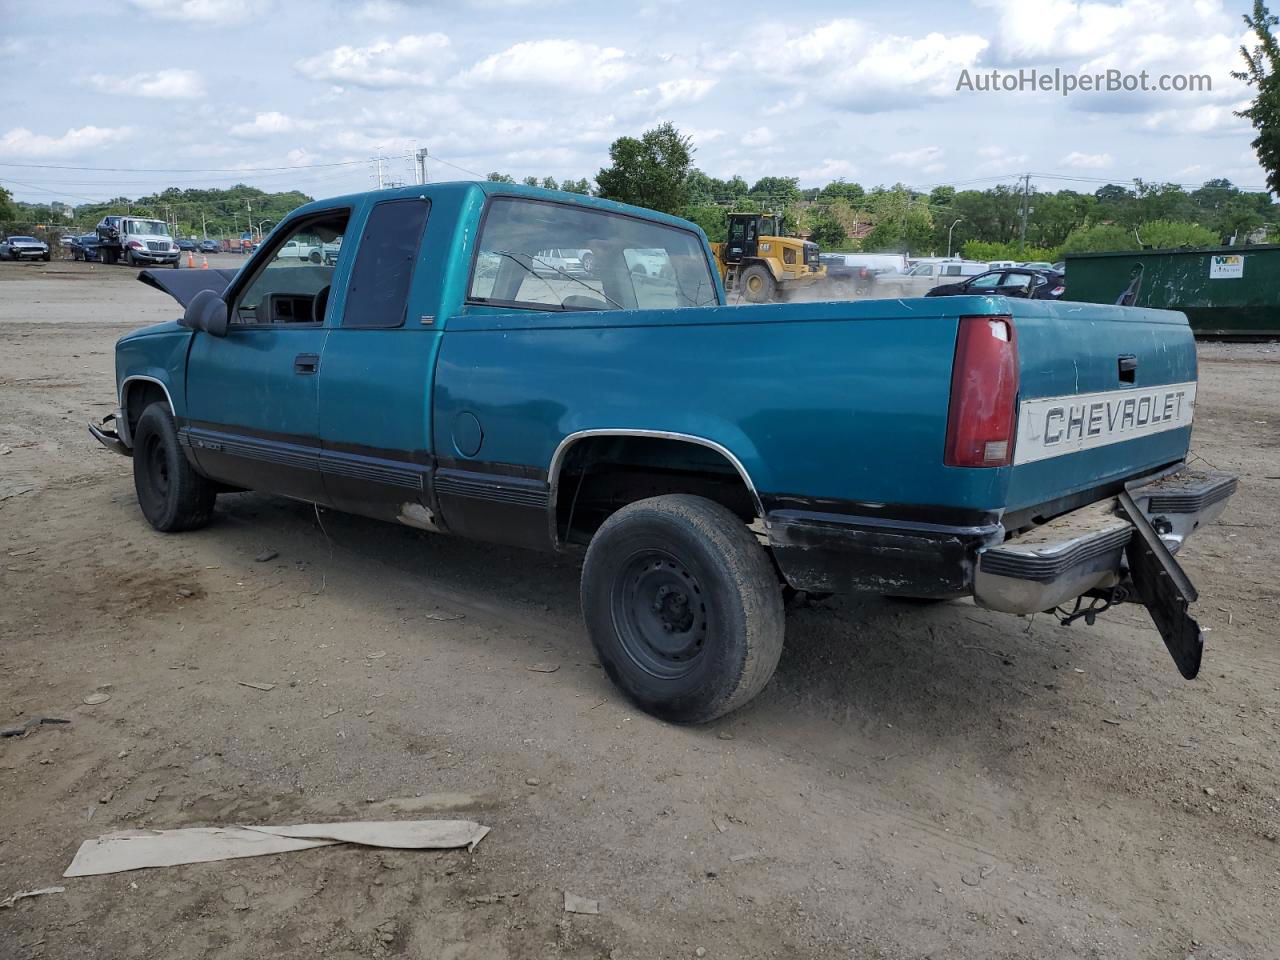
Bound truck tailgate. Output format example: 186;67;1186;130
1002;299;1197;514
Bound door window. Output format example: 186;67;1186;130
343;198;431;328
232;212;349;326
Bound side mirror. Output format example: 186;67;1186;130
181;288;229;337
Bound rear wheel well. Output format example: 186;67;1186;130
552;435;760;547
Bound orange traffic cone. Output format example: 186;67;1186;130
187;250;195;268
200;255;209;270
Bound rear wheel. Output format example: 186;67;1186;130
132;403;217;532
581;494;785;724
738;264;776;303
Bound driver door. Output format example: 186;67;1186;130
184;209;350;502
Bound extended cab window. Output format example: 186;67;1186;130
468;197;716;312
233;212;348;326
343;198;430;328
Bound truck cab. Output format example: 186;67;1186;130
96;216;180;268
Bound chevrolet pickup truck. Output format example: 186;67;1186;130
89;182;1237;723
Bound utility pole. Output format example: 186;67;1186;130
374;155;385;190
416;147;429;185
1018;173;1031;257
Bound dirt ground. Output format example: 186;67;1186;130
1;258;1277;960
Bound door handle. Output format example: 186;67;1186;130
1118;355;1137;383
294;353;320;375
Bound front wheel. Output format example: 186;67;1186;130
581;494;785;724
132;403;217;532
738;264;776;303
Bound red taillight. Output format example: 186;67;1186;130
944;315;1019;467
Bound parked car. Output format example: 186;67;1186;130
278;238;325;263
987;260;1018;270
1;235;51;261
70;234;102;262
1020;261;1055;270
872;259;989;297
91;182;1235;723
926;267;1066;300
176;238;197;252
198;239;219;254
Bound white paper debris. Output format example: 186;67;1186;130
0;885;65;909
64;820;490;877
564;891;599;914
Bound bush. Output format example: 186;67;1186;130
959;240;1059;262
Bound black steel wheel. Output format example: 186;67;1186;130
581;494;785;723
132;403;217;532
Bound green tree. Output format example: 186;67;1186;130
680;203;728;243
560;178;593;195
521;176;539;187
1059;223;1138;253
820;180;865;203
747;176;800;206
595;122;694;214
0;185;15;221
808;205;849;249
541;176;559;191
1234;0;1280;194
486;172;516;183
1137;220;1221;248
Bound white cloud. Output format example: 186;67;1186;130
797;158;859;182
1060;150;1113;168
229;111;316;138
453;40;633;93
652;77;717;108
888;145;945;173
87;68;205;99
0;125;132;158
771;19;987;111
126;0;263;23
742;126;775;147
296;34;453;89
354;0;406;20
977;145;1028;171
1143;103;1250;134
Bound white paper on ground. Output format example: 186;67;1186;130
64;820;490;878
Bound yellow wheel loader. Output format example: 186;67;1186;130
712;212;826;303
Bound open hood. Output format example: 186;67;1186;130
137;268;239;308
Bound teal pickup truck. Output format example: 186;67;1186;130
90;182;1237;723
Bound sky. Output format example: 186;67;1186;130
0;0;1269;206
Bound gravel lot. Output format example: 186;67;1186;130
1;258;1278;960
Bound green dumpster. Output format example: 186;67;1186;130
1064;244;1280;338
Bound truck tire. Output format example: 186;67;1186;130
581;494;785;724
132;403;217;532
309;250;322;264
738;264;776;303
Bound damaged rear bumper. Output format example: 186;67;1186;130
973;468;1237;615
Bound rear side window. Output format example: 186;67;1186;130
343;198;431;328
467;197;717;312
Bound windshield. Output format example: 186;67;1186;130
9;236;38;242
468;197;717;311
125;220;170;237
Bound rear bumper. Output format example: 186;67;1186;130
974;468;1237;614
